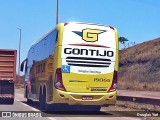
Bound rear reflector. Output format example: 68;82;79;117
108;71;117;92
59;94;65;98
109;95;114;98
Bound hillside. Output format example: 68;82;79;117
119;37;160;91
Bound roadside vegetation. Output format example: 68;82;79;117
118;37;160;91
102;100;160;120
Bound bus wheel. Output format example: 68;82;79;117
26;87;32;104
39;91;45;110
43;88;49;111
1;98;14;104
8;98;14;104
27;98;32;104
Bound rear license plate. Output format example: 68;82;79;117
82;96;93;100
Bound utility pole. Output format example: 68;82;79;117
56;0;59;24
17;28;21;84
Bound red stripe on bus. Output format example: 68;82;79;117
69;44;109;48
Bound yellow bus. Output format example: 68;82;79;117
21;22;119;111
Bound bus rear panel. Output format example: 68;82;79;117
53;22;118;106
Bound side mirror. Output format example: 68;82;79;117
21;63;24;72
21;58;27;72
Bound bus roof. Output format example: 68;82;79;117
30;22;115;47
31;28;56;47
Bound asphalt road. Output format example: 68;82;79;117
0;88;141;120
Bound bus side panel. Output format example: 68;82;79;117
50;24;64;103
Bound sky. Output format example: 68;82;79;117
0;0;160;73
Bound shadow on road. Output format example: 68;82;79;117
22;101;113;116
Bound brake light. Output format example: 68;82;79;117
108;71;117;92
54;68;66;91
109;26;115;30
64;22;69;26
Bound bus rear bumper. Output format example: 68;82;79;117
49;90;117;106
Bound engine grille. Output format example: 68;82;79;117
66;57;111;67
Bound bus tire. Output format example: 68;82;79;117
8;98;14;104
26;87;32;104
27;98;32;104
40;93;45;110
43;87;49;111
1;98;14;104
39;89;45;110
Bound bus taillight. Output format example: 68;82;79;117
54;68;66;91
108;71;117;92
109;26;115;30
64;22;69;26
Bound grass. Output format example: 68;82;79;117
103;100;160;112
115;100;160;112
119;37;160;91
102;100;160;120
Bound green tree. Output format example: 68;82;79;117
119;37;129;48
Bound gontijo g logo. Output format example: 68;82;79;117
73;29;106;42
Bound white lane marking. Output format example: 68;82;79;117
47;117;58;120
20;101;57;120
20;102;39;111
